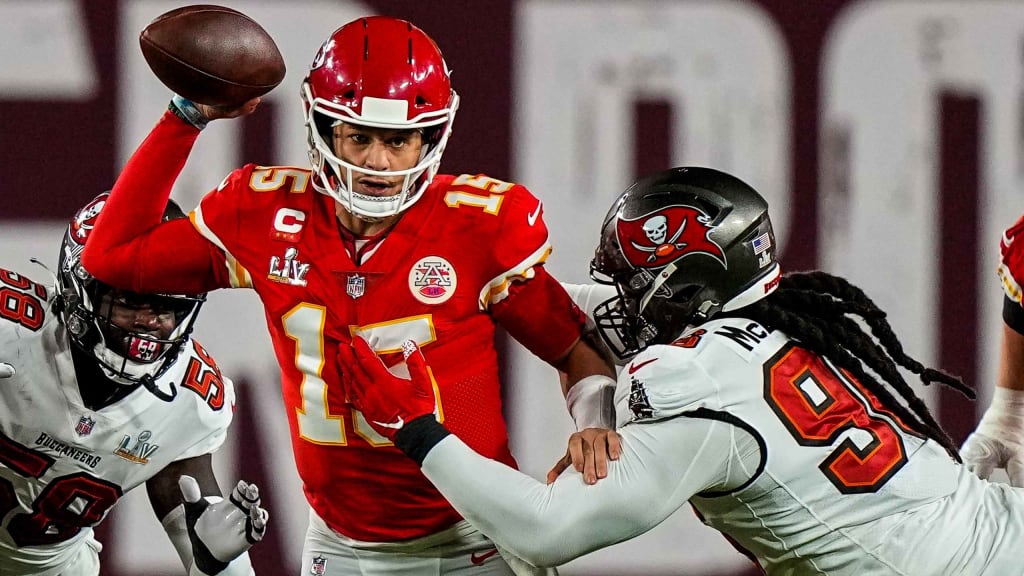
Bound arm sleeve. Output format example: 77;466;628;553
82;110;227;293
491;267;586;364
420;415;737;567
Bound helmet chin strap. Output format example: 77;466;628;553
141;374;177;402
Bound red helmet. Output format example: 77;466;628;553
301;16;459;219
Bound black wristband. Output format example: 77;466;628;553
394;415;451;466
168;94;208;131
1003;295;1024;335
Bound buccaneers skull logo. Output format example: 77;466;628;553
616;205;726;268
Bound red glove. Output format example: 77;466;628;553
338;337;436;442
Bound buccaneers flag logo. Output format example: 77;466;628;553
616;205;726;269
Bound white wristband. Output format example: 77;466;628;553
566;375;617;430
976;386;1024;445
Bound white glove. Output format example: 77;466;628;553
180;475;269;575
0;363;14;378
961;387;1024;486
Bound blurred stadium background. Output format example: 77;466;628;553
2;0;1023;574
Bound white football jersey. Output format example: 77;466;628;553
0;270;234;575
420;314;1024;575
632;317;1023;575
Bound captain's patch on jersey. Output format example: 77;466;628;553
409;256;457;305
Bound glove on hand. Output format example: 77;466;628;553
0;363;13;379
180;475;269;575
962;387;1024;486
338;337;436;442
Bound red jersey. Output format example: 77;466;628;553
191;165;579;541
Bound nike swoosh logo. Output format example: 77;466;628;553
527;201;542;226
470;549;499;565
372;415;404;429
628;358;658;374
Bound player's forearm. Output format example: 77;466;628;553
83;109;200;285
400;416;687;567
420;432;618;567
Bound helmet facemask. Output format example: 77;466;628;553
59;256;204;390
300;17;460;220
58;192;205;400
302;83;458;220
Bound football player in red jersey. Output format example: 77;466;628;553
83;16;617;576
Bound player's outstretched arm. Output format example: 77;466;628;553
962;318;1024;485
340;337;729;567
149;454;268;576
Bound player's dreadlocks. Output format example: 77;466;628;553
725;270;974;461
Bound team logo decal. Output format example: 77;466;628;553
114;429;159;464
75;415;96;437
409;256;457;305
617;205;726;268
310;39;332;71
268;247;310;287
628;376;654;420
69;194;109;245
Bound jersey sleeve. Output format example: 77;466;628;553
420;414;731;567
476;179;551;309
467;179;585;362
998;213;1024;306
615;341;718;427
190;164;264;289
82;110;227;294
491;267;586;364
560;283;618;320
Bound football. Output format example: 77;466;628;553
139;4;286;107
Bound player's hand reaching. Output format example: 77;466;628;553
961;432;1024;485
0;363;14;379
338;337;436;442
961;387;1024;486
180;475;268;575
546;428;622;485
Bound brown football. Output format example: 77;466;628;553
139;4;286;107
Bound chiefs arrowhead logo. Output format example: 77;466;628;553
616;205;726;269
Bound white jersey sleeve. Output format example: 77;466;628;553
420;413;742;568
559;283;616;320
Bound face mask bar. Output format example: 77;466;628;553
301;83;459;220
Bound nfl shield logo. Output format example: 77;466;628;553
310;555;327;575
346;274;365;299
75;416;96;437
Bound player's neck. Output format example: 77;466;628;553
69;346;140;410
335;203;400;236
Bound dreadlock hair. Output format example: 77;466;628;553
723;270;974;462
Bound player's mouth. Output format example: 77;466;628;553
356;178;398;197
